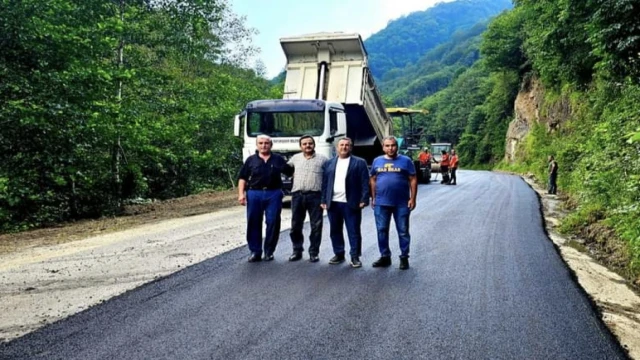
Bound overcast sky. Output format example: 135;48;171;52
230;0;455;78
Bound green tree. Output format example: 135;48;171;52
514;0;598;87
0;0;272;231
480;7;527;73
588;0;640;79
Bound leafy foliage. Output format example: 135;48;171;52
365;0;512;80
0;0;273;231
588;0;640;79
381;22;489;106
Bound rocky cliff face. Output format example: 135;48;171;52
505;77;572;163
505;78;542;162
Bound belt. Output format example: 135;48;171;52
248;187;279;190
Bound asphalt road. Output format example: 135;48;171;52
0;171;628;360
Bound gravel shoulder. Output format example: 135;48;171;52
1;179;639;358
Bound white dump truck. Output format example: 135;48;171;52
233;32;393;194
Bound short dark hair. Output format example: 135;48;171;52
299;135;315;146
382;136;397;145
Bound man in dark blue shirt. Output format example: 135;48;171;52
238;135;289;262
369;136;417;270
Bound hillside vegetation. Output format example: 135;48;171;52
365;0;511;80
0;0;278;231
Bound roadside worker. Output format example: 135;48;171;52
320;138;370;268
440;150;450;184
370;136;418;270
449;149;459;185
287;135;328;263
237;135;289;262
418;148;431;167
548;155;558;195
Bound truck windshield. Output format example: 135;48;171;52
247;111;324;137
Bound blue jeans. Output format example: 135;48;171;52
327;202;362;257
374;205;411;258
246;189;283;256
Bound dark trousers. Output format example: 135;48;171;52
548;173;557;194
327;202;362;257
290;191;323;256
246;189;283;256
441;165;450;184
450;167;457;184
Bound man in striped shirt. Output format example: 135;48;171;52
287;135;328;263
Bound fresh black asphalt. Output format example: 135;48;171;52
0;171;628;359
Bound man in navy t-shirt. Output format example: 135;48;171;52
369;136;418;270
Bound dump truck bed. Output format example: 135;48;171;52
280;32;392;145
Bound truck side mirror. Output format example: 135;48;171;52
233;115;241;137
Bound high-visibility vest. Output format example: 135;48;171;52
419;152;430;164
450;155;459;168
440;153;450;167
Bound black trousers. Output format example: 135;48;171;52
290;191;323;255
440;165;449;183
450;167;457;184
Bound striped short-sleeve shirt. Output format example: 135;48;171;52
288;152;328;192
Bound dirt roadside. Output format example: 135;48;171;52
0;189;298;343
0;189;239;255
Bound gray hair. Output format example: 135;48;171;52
256;134;272;144
337;137;353;146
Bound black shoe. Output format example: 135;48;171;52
350;257;362;268
372;256;392;268
399;257;409;270
248;254;262;263
328;254;345;264
289;252;303;261
309;255;319;263
264;254;274;261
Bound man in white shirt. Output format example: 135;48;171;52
320;138;370;268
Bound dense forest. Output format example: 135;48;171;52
364;0;512;79
0;0;279;231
